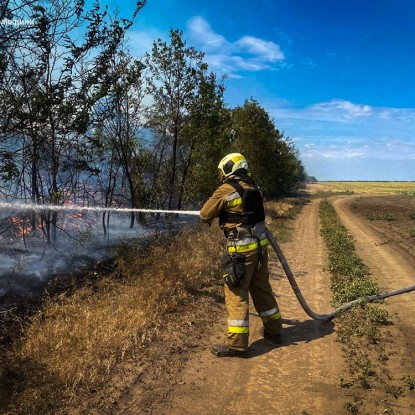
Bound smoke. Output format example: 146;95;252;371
0;204;198;298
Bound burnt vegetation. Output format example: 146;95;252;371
0;200;304;415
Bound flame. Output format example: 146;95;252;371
5;204;96;241
9;216;35;237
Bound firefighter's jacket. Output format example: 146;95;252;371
200;175;268;253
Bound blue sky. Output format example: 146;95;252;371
114;0;415;181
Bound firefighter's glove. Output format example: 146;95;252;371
221;253;245;287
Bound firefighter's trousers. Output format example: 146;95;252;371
224;246;282;351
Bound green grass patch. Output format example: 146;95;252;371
319;200;379;306
402;373;415;390
365;211;398;221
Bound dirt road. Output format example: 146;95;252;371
116;196;415;415
119;199;346;415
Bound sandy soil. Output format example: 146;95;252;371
112;195;415;415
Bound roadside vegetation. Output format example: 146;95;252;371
0;223;223;414
0;199;304;415
319;200;414;414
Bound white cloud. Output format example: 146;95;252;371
302;147;368;160
125;17;285;76
309;100;373;119
272;100;415;130
300;59;317;68
187;16;227;50
269;100;415;169
235;36;284;61
229;55;272;71
187;16;285;75
296;135;415;163
291;136;303;142
376;140;415;160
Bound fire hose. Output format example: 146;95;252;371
265;227;415;321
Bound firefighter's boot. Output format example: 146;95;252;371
211;343;246;358
261;327;283;344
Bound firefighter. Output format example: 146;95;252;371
200;153;283;357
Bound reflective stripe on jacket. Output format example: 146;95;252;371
227;235;269;253
224;191;242;208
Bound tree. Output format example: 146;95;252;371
180;73;231;205
270;137;306;192
0;0;146;241
92;51;146;228
145;29;216;210
305;175;318;183
230;98;305;195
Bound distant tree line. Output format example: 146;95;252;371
305;175;318;183
0;0;306;241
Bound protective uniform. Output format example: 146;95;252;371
200;153;282;355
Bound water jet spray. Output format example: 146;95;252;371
0;202;201;216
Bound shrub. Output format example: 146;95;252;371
364;306;390;325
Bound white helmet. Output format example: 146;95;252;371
218;153;248;179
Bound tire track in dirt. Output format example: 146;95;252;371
142;199;347;415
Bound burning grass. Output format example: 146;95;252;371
0;199;304;414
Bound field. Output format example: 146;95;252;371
308;181;415;195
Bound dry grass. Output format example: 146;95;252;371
0;200;298;415
2;282;147;412
0;223;224;415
